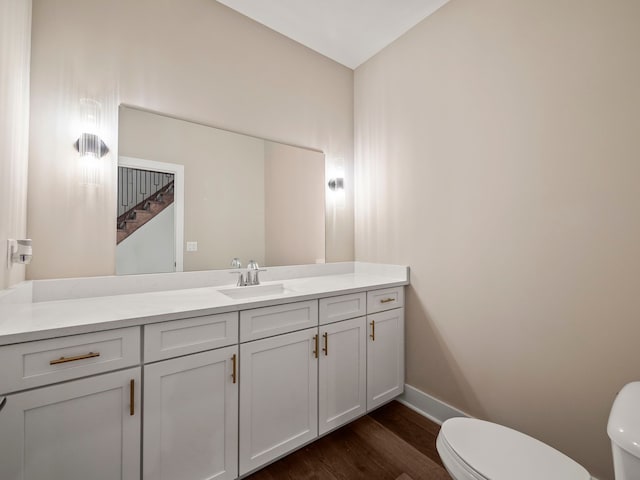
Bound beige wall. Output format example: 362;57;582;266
264;141;325;266
0;0;31;289
354;1;640;479
119;106;265;271
27;0;354;280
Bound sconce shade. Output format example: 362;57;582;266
328;177;344;191
74;132;109;158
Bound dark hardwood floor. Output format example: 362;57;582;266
246;401;452;480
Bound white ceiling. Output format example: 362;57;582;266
216;0;451;69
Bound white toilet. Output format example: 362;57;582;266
436;381;640;480
607;382;640;480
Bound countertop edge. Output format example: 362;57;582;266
0;279;409;346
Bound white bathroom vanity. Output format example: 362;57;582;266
0;262;407;479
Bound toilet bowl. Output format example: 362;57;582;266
437;381;640;480
436;418;590;480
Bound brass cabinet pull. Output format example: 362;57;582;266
50;351;100;365
0;397;6;413
322;332;328;356
231;354;237;384
370;320;376;341
129;379;135;416
313;334;319;358
380;298;395;304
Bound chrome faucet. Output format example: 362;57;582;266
246;260;266;286
229;258;266;286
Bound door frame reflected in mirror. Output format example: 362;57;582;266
117;156;185;273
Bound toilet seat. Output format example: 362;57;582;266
437;433;486;480
437;418;591;480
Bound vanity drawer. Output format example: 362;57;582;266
319;292;366;325
144;312;238;363
0;326;140;394
240;300;318;342
367;287;404;314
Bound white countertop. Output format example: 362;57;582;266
0;270;408;346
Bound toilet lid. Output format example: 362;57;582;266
440;418;590;480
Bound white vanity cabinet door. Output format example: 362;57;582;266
143;345;238;480
318;317;367;435
239;327;318;475
0;367;141;480
367;307;405;410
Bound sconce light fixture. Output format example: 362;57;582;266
327;177;344;191
73;132;109;158
73;133;109;158
76;98;107;186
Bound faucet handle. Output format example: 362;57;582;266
231;257;242;269
248;260;267;274
247;260;267;285
247;260;259;270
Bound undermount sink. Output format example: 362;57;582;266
218;283;289;300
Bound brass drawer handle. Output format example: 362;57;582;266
231;354;237;384
370;320;376;341
130;379;135;416
380;298;395;304
322;332;328;356
50;352;100;365
313;334;319;358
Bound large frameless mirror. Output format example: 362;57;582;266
117;106;326;275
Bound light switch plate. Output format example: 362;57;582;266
186;241;198;252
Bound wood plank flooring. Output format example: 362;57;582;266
246;401;452;480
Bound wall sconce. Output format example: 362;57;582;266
327;177;344;191
73;132;109;158
76;98;107;186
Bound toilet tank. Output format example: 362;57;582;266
608;382;640;480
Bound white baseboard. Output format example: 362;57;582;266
397;384;469;425
397;384;600;480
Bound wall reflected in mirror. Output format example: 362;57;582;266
117;106;325;275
